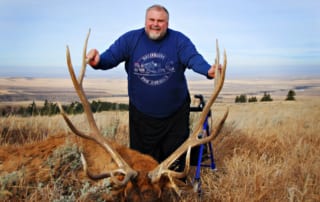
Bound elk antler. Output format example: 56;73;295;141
148;39;228;183
58;29;137;186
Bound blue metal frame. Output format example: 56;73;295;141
190;95;216;195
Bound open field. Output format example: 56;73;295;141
0;77;319;106
0;97;319;201
0;77;320;201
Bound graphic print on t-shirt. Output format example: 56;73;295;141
133;52;175;86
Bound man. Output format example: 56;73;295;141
87;4;218;171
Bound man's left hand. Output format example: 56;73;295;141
208;64;222;78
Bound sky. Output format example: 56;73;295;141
0;0;319;79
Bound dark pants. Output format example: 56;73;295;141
129;100;190;171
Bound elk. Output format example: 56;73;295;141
58;30;228;201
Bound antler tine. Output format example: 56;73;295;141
190;40;227;137
66;45;99;135
79;29;91;86
149;40;228;182
58;102;136;185
214;38;220;89
61;30;137;185
80;153;135;186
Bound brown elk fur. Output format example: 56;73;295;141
79;135;177;201
0;134;68;182
0;133;178;201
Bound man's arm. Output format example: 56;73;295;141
86;31;133;70
177;33;214;78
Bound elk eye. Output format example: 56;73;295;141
131;175;139;183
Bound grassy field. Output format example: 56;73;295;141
0;97;319;201
1;77;320;105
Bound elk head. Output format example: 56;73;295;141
58;30;228;202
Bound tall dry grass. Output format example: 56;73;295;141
203;99;320;202
0;110;129;145
0;99;319;201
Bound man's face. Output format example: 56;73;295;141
145;8;168;40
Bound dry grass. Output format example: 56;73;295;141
205;99;320;202
0;98;319;201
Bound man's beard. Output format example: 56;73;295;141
147;30;166;40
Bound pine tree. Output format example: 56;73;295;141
260;92;273;102
285;90;296;101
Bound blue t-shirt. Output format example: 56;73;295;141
94;28;211;117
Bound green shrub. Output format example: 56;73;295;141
285;90;296;101
260;92;273;102
235;94;247;103
248;96;257;102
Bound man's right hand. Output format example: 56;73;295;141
86;49;100;67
